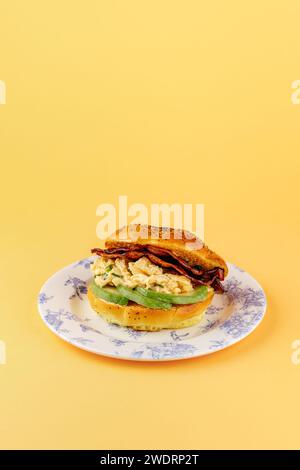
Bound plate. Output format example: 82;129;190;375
38;257;267;361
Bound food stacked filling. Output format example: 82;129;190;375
91;244;224;292
91;256;193;294
90;245;225;309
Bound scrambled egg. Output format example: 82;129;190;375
91;256;193;294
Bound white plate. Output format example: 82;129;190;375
38;257;267;361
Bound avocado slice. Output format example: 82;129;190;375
136;285;209;304
91;282;129;305
117;286;172;310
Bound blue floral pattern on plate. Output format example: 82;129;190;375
37;258;267;361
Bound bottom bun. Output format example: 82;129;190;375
87;285;214;331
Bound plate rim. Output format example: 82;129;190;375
37;258;267;362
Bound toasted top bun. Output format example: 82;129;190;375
106;224;228;277
87;283;214;331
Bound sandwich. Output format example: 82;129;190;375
87;225;228;331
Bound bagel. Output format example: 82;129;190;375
88;225;227;331
87;283;214;331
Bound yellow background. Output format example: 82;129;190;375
1;1;300;450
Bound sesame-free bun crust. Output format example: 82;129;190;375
87;284;214;331
106;224;228;277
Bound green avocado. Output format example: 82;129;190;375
91;282;129;305
136;285;209;304
116;286;172;310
